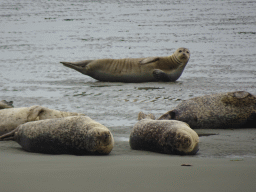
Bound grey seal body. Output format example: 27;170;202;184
0;100;13;109
0;116;114;155
129;112;199;155
0;106;85;136
60;48;190;83
158;91;256;129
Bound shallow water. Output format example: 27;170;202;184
0;0;256;158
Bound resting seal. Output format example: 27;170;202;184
60;47;190;82
158;91;256;129
0;106;85;136
129;112;199;155
0;100;13;109
0;116;114;155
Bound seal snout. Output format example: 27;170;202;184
100;132;110;141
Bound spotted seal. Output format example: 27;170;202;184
0;116;114;155
0;106;85;136
158;91;256;129
129;112;199;155
60;47;190;82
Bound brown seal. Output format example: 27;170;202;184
0;106;85;136
0;100;13;109
60;47;190;82
0;116;114;155
129;112;199;155
158;91;256;129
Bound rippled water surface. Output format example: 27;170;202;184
0;0;256;158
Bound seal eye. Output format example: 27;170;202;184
186;51;189;54
179;50;182;53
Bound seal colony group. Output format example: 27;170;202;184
1;90;256;156
60;47;190;83
1;43;256;156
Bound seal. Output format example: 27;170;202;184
129;112;199;155
60;47;190;82
0;116;114;155
0;100;13;109
158;91;256;129
0;105;85;136
37;106;85;120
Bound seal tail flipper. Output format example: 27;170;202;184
0;100;14;109
60;60;93;74
138;112;156;120
158;110;176;120
0;128;17;141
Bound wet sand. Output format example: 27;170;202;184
1;0;256;191
1;151;256;192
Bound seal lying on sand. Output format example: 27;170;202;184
0;116;114;155
0;106;85;136
129;112;199;155
158;91;256;129
0;100;13;109
60;47;190;82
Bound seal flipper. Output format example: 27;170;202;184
140;57;159;65
0;100;14;109
0;127;17;141
60;60;93;74
153;69;171;82
138;112;156;120
158;110;176;120
243;111;256;128
27;106;46;121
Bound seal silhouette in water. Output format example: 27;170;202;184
0;116;114;155
0;106;85;136
158;91;256;129
0;100;13;109
129;112;199;155
60;47;190;82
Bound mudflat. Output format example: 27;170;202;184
0;0;256;191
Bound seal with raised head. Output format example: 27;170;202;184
0;105;85;136
158;91;256;129
0;100;13;109
129;112;199;155
60;47;190;82
0;116;114;155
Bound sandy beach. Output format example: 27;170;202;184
1;130;256;192
1;148;256;192
0;0;256;191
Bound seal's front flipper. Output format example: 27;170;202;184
0;100;14;109
60;60;93;74
153;69;171;82
140;57;159;65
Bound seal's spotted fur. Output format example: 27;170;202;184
158;91;256;129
